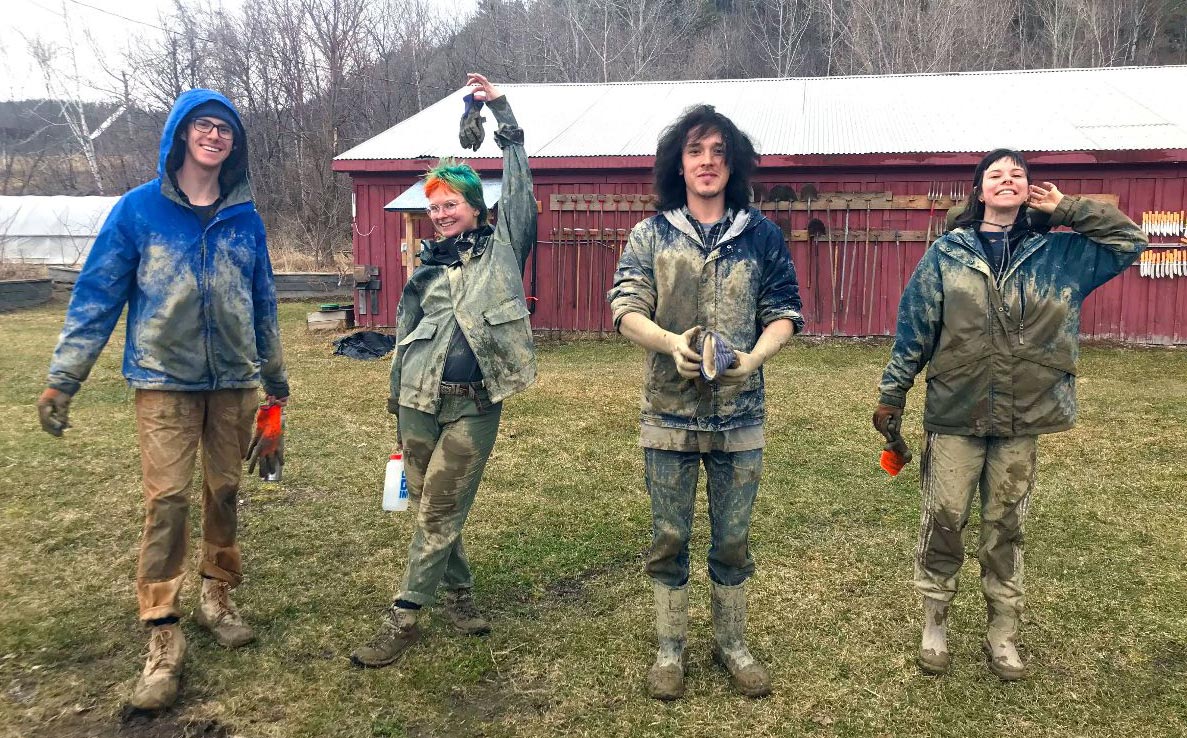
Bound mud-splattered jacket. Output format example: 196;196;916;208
389;96;536;413
46;89;288;398
879;195;1146;436
608;209;803;431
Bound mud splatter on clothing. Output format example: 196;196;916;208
879;195;1145;436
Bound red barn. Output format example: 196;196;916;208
332;66;1187;344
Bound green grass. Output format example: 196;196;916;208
1;298;1185;737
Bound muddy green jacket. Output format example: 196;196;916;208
879;195;1146;436
608;209;803;431
389;96;537;414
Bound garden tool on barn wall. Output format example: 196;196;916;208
750;182;766;205
800;184;818;223
458;93;486;151
769;185;796;235
839;196;852;320
808;218;827;326
824;195;837;334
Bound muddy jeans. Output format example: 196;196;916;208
395;395;502;606
914;432;1037;614
134;389;257;621
644;448;763;588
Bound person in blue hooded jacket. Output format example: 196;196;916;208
36;89;289;711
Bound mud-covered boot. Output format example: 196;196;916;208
442;589;491;636
710;582;771;698
982;601;1025;681
129;623;186;711
647;581;688;701
918;597;951;674
195;577;254;648
350;605;421;668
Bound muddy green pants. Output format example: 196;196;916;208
395;395;502;606
914;432;1037;614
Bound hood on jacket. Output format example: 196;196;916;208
158;88;249;195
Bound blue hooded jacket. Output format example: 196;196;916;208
47;89;289;398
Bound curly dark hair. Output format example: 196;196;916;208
653;104;759;213
953;148;1031;230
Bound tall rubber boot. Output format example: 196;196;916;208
918;597;951;674
710;582;771;698
982;600;1025;681
647;581;688;700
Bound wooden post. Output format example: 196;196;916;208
404;212;415;284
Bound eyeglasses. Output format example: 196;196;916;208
426;200;462;216
192;118;235;140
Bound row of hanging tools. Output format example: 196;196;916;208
1139;248;1186;278
1141;210;1185;237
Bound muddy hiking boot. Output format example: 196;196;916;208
442;589;491;636
195;577;255;648
647;581;688;701
710;582;772;698
918;597;951;675
128;623;186;711
350;605;421;668
983;601;1026;681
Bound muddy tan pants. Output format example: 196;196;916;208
134;389;257;622
914;432;1037;615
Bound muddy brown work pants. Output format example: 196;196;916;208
914;432;1037;615
134;389;257;622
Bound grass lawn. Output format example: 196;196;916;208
1;298;1185;738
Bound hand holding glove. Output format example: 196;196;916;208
873;404;912;476
459;92;486;151
246;403;285;478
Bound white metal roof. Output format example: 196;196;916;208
335;66;1187;162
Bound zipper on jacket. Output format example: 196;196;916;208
200;216;220;388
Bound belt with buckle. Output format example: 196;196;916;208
439;381;483;398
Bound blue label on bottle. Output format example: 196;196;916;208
398;472;408;500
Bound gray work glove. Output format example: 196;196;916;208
37;387;72;437
459;93;486;151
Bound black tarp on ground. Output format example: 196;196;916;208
332;331;396;360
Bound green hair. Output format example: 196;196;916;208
423;158;487;225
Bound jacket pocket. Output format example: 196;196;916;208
1012;357;1075;429
398;320;438;346
924;357;991;433
482;298;530;326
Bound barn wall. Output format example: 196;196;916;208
347;159;1187;344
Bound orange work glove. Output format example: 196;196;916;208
246;403;284;476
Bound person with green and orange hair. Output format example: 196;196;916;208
351;73;537;668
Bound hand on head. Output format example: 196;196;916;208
1026;182;1063;214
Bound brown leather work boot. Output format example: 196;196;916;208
128;623;186;711
441;589;491;636
350;606;421;668
195;577;255;648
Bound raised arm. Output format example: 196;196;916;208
469;73;536;273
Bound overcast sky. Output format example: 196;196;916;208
0;0;474;103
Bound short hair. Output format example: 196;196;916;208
953;148;1031;230
423;158;487;225
653;104;759;213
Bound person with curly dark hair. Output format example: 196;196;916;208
608;104;803;700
